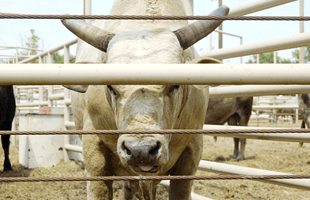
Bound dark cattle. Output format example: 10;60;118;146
0;86;16;171
205;97;253;161
298;94;310;147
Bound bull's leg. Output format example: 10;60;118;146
124;181;136;200
235;116;250;161
236;138;246;161
300;120;306;147
126;180;158;200
1;135;12;171
83;135;113;200
232;138;239;159
228;115;239;160
169;135;203;200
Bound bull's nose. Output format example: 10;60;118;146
122;141;161;165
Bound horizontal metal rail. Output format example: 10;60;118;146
0;45;44;51
199;160;310;191
229;0;297;16
0;175;309;182
252;105;298;110
1;64;310;85
201;32;310;59
209;85;310;98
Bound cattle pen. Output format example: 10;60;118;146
1;0;310;199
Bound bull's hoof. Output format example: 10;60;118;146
236;155;245;161
231;154;238;160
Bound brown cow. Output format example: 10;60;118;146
205;97;253;161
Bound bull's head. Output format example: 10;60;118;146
62;6;228;174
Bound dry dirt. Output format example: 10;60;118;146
0;119;309;199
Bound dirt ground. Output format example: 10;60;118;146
0;119;309;199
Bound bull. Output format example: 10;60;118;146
62;1;229;199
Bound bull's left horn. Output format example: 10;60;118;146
173;5;229;50
61;19;115;52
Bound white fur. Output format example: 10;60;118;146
108;29;182;64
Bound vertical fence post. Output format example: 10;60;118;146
240;37;243;64
46;52;53;107
15;47;19;64
39;56;43;64
209;33;212;51
274;52;277;64
296;94;299;124
63;45;70;162
299;0;305;64
257;54;260;64
11;86;17;146
273;96;277;127
38;55;44;108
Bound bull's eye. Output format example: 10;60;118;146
107;85;117;95
169;85;180;93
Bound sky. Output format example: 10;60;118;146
1;0;309;64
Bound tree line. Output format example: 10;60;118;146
247;47;310;64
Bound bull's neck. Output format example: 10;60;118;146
110;0;187;16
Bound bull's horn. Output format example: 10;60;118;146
173;5;229;50
61;19;115;52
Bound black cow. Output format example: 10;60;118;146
205;97;253;161
0;86;16;171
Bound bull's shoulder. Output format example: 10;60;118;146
174;85;209;129
82;86;117;130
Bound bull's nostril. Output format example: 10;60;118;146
149;142;161;156
122;142;131;155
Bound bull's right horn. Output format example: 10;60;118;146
173;5;229;50
61;19;115;52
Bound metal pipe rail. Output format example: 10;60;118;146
252;105;298;110
209;85;310;98
198;160;310;191
1;64;310;85
229;0;297;16
200;32;310;60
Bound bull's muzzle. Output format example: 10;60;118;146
118;135;169;173
123;140;160;165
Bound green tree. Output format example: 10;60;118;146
247;52;281;64
53;52;75;63
25;29;40;56
247;52;297;64
291;46;310;63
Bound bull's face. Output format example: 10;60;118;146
106;84;184;173
103;30;185;173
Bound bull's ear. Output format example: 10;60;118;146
191;57;222;89
63;85;89;93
